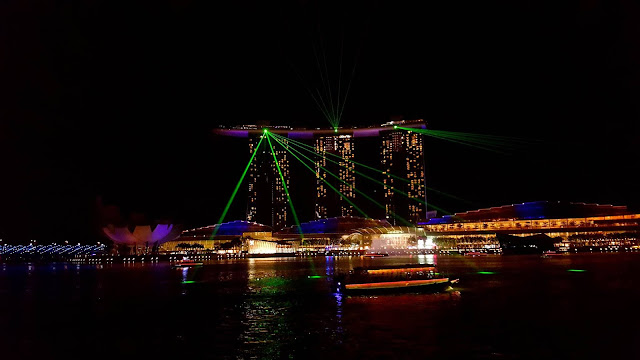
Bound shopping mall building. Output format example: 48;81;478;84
161;201;640;254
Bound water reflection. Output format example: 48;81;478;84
2;254;639;359
181;267;188;283
333;291;344;346
239;258;296;359
417;253;436;265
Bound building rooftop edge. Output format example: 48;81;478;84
212;119;427;138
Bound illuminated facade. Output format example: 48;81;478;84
381;128;426;225
162;203;640;254
314;135;355;218
247;135;290;231
421;201;640;252
214;120;428;226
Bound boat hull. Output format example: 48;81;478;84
341;278;454;295
171;263;203;268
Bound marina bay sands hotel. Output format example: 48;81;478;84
213;119;428;231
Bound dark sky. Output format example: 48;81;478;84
1;0;639;242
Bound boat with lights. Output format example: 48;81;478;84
463;251;489;257
541;250;567;258
363;252;388;258
334;264;458;295
171;258;204;268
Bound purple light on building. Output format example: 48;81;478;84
212;129;249;138
352;128;380;138
288;131;315;140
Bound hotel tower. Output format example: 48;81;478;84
214;119;427;228
246;133;290;231
381;127;426;225
314;135;356;219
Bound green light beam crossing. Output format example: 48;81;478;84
270;133;369;219
270;132;451;215
272;132;464;212
312;43;337;128
265;132;304;238
275;134;413;226
397;126;505;154
270;131;412;185
396;126;539;154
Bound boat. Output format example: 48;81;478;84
464;251;488;257
334;264;458;295
541;250;566;258
171;258;204;268
363;252;388;258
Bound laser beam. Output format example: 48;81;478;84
212;134;265;238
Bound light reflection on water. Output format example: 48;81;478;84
417;253;436;265
237;258;297;358
1;253;640;359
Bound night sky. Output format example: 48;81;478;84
1;0;639;242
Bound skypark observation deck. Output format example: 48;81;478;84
211;119;427;138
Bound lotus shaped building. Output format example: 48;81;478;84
96;197;181;254
102;223;181;252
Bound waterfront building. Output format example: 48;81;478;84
162;216;398;254
420;201;640;252
213;119;428;226
247;134;290;231
163;201;640;255
102;223;181;254
96;199;181;254
162;220;272;252
380;122;426;225
314;135;356;218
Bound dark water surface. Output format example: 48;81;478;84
2;253;640;359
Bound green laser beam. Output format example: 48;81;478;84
314;87;335;128
265;133;303;238
278;136;413;226
425;131;512;151
271;132;394;182
311;89;334;125
312;42;337;128
397;126;507;154
270;134;369;219
425;186;475;206
397;126;540;154
292;36;361;129
320;41;336;127
336;36;344;127
272;133;457;214
336;41;358;126
286;56;336;128
426;129;539;144
270;131;451;214
212;134;265;238
271;132;456;219
271;131;411;184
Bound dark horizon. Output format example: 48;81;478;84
1;0;639;242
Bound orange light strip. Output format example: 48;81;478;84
345;278;449;290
